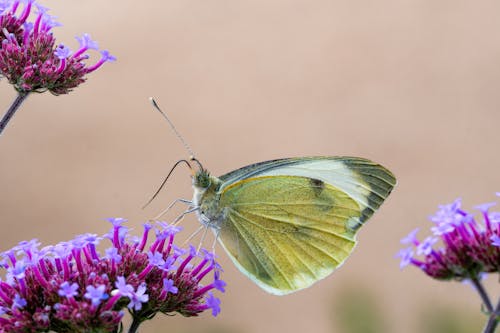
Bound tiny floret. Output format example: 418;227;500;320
12;294;27;309
127;283;149;311
113;276;133;297
75;33;99;51
491;235;500;247
148;251;166;267
205;292;221;317
396;247;414;270
54;44;71;59
416;236;437;256
58;281;79;298
84;284;109;307
400;228;419;245
163;278;178;295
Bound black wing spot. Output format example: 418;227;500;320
309;178;325;196
308;178;336;212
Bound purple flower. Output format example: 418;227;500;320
75;33;99;53
0;0;114;95
10;260;26;279
54;44;71;59
163;278;178;295
12;294;26;309
113;276;133;297
398;194;500;280
396;247;415;269
107;217;127;227
475;202;497;213
58;281;79;298
205;292;221;317
213;278;227;292
84;284;108;307
491;235;500;247
127;283;149;311
148;251;166;267
0;218;225;332
400;228;419;245
416;236;437;256
105;247;122;263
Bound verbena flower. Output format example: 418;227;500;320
0;218;224;333
0;0;115;137
0;0;115;95
397;195;500;333
397;196;500;280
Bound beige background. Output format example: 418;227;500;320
1;1;500;332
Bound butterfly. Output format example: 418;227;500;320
189;156;395;295
148;99;396;295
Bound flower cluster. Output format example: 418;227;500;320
0;0;115;95
0;218;225;333
397;195;500;280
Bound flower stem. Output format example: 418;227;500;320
0;92;29;137
471;276;493;313
482;297;500;333
128;317;142;333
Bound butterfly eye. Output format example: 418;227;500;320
195;171;211;189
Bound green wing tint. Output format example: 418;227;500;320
218;175;361;295
220;157;396;232
212;157;396;294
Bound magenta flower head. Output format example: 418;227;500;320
397;194;500;333
0;0;115;95
397;196;500;280
0;219;224;333
0;0;116;137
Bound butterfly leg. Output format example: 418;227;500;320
210;230;222;280
152;198;193;220
196;225;210;252
182;224;206;247
171;206;199;225
212;230;220;253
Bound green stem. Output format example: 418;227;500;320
482;298;500;333
128;317;142;333
0;92;29;137
471;276;493;313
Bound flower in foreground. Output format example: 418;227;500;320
0;219;224;333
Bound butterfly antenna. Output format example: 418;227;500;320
142;159;192;209
149;97;196;159
189;156;205;172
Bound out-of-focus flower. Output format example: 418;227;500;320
0;0;115;95
0;0;116;137
397;196;500;280
0;218;224;333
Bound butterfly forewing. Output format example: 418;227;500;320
220;157;396;232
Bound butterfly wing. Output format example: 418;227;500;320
216;157;395;295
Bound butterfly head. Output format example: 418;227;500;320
188;156;211;190
193;169;211;189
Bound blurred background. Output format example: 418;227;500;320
1;0;499;332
